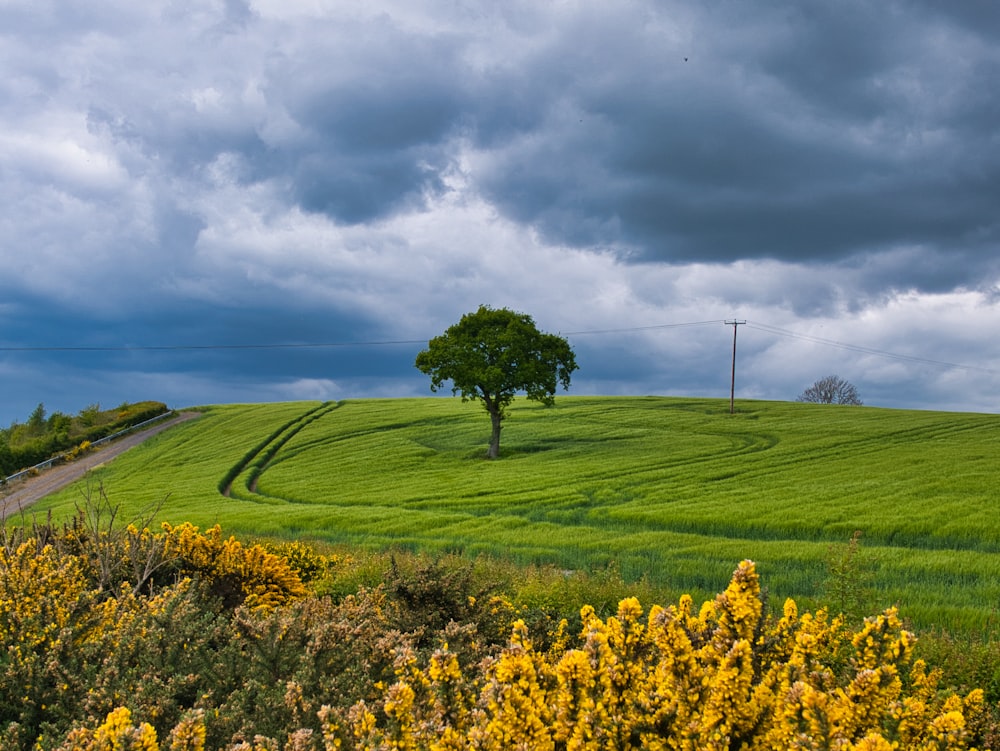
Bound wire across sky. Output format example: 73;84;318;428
1;319;996;376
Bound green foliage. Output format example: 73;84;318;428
415;305;577;457
47;411;72;435
0;400;169;477
385;554;517;649
0;441;11;476
915;628;1000;707
27;402;47;431
78;403;101;427
821;529;880;623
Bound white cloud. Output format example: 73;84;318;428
273;377;340;401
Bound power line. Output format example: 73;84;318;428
563;319;727;336
746;321;1000;376
0;339;428;352
0;320;727;352
1;318;997;377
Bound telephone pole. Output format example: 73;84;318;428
725;320;746;414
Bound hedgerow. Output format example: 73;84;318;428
0;401;169;477
0;514;996;750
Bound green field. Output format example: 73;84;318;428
21;396;1000;634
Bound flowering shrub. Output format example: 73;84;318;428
61;440;93;462
263;540;341;584
162;523;308;609
319;560;988;751
0;517;314;750
0;540;104;745
2;514;993;750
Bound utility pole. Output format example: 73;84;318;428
725;320;746;414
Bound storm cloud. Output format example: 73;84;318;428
1;0;999;424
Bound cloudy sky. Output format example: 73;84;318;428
2;0;999;426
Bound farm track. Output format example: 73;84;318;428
221;401;339;498
0;411;202;518
232;417;785;511
659;418;990;486
230;408;986;496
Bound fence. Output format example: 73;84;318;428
1;411;175;486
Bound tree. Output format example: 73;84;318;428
797;375;863;405
0;439;13;478
415;305;578;459
27;403;46;433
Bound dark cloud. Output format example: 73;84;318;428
251;16;470;223
755;3;911;118
2;0;1000;424
293;150;447;223
460;1;1000;290
918;1;1000;37
26;0;994;286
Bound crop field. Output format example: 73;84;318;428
21;396;1000;633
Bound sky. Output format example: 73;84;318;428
2;0;1000;426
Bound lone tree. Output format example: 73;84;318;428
415;305;577;459
797;375;863;405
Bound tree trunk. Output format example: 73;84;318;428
486;406;502;459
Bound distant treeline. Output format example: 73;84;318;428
0;401;169;477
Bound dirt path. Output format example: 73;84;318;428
1;411;202;517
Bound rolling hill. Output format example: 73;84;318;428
22;396;1000;633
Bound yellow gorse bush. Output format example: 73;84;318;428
318;560;984;751
7;529;989;751
0;518;315;750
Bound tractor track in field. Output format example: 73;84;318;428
220;401;338;499
0;411;202;518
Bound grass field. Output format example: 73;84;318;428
20;396;1000;634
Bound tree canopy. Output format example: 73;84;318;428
415;305;577;458
797;375;863;405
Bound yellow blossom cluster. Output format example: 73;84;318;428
162;523;308;609
0;541;89;651
56;707;158;751
0;518;317;750
55;707;208;751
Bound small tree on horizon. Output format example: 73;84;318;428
797;375;863;405
415;305;577;459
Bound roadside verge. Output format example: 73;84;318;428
0;411;202;517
